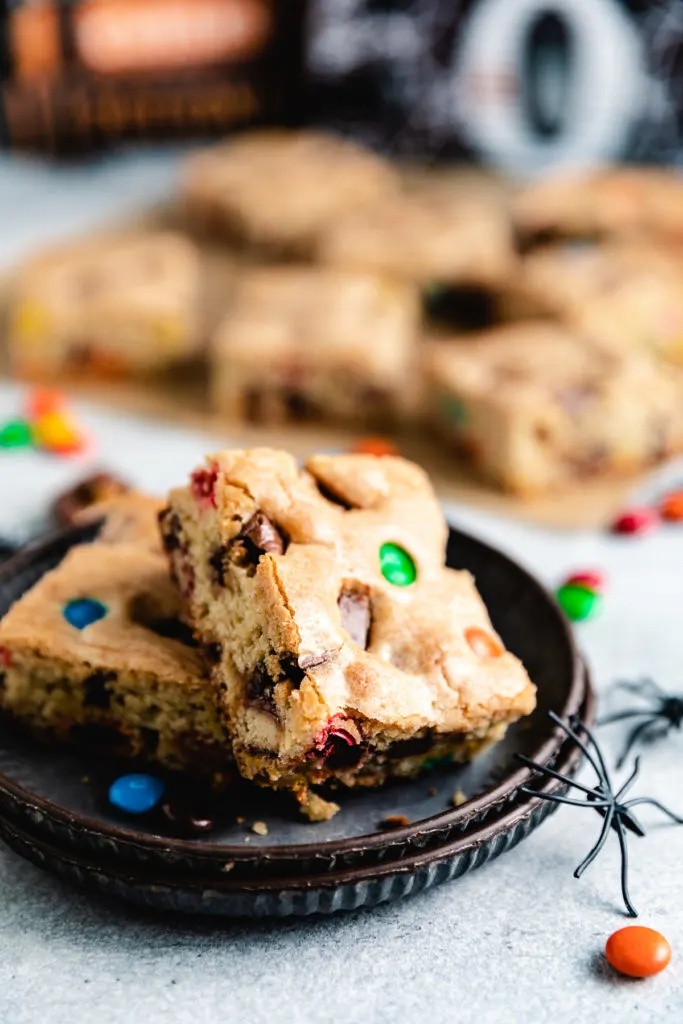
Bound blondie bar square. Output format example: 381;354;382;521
8;232;202;380
425;323;683;495
0;544;228;774
211;267;419;425
160;449;535;812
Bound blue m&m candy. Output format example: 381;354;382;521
108;774;166;815
63;598;107;630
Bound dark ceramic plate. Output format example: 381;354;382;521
0;523;588;884
0;683;594;917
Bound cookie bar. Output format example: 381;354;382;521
160;449;536;813
513;167;683;249
0;543;229;774
182;130;399;256
516;242;683;365
425;323;683;496
8;232;202;379
75;491;166;553
319;179;515;288
210;267;419;424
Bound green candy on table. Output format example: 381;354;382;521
556;583;603;622
0;419;33;449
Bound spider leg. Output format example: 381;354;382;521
617;677;664;698
516;755;602;797
574;804;614;879
614;814;638;917
616;718;662;769
616;756;641;800
549;712;608;786
572;717;614;791
624;797;683;825
519;786;609;809
598;709;650;726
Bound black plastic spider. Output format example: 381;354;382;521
599;678;683;767
517;712;683;917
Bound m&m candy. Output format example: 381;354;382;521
26;388;66;420
380;543;417;586
605;926;671;978
556;583;603;622
109;773;166;815
34;411;87;456
565;570;606;591
0;419;33;449
611;508;659;536
350;437;398;457
63;598;107;630
660;490;683;522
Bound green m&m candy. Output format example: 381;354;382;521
0;419;33;449
556;583;602;622
380;542;417;586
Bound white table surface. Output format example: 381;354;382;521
0;151;683;1024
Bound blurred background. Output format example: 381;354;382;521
2;0;683;530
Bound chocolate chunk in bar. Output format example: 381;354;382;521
338;585;371;648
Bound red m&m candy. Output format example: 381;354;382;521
565;570;605;591
611;508;659;536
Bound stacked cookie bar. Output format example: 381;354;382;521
0;451;536;819
160;448;536;816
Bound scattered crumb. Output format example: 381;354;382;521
251;821;268;836
221;862;235;873
236;816;245;824
300;791;340;822
452;790;467;807
243;836;251;843
80;776;90;784
428;787;437;797
381;814;409;829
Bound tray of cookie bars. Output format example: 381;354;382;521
0;446;592;916
3;132;683;531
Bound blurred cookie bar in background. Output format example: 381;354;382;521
7;233;203;380
181;130;400;257
424;322;683;496
211;266;419;426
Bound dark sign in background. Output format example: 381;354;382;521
308;0;683;174
2;0;683;172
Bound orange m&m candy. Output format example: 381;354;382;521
464;626;503;659
605;926;671;978
660;490;683;522
350;437;398;457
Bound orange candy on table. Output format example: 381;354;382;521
660;490;683;522
25;388;66;420
350;437;399;458
605;926;672;978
